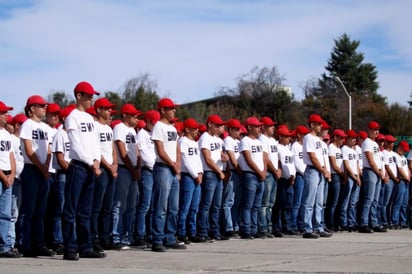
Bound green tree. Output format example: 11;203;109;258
122;73;160;111
47;90;74;107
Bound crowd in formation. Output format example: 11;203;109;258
0;81;411;261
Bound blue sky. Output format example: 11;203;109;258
1;0;411;113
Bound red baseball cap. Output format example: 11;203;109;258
86;106;97;116
368;121;380;130
184;118;201;129
346;129;358;138
74;81;100;95
399;141;410;152
240;125;248;134
377;133;385;141
295;125;310;135
157;98;178;110
246;117;263;127
111;119;122;129
227;118;242;129
11;113;27;125
144;110;160;124
321;120;331;129
260;116;276;126
323;134;330;141
174;121;184;133
358;131;368;139
278;127;292;137
136;120;146;129
333;129;347;138
46;103;61;114
207;114;226;125
308;114;323;124
384;135;397;143
94;98;116;110
26;95;48;106
199;124;207;133
121;104;142;116
0;101;13;112
6;114;13;124
59;104;76;119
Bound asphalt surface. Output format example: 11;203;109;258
1;229;412;273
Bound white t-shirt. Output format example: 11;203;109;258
47;125;58;173
152;121;178;164
321;141;331;173
114;122;138;167
179;136;203;179
11;134;24;178
65;109;101;166
341;145;358;176
20;119;49;164
137;128;156;170
355;145;363;170
239;136;264;172
383;150;397;178
278;143;296;179
198;131;224;171
302;133;323;167
395;153;409;179
259;134;279;169
291;141;306;175
95;121;114;165
328;143;343;174
0;128;13;171
362;138;382;169
224;136;240;170
51;128;71;170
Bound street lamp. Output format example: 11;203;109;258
334;76;352;130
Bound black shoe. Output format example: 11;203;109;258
373;226;387;232
111;243;130;250
317;231;333;238
35;247;56;257
358;226;373;233
213;235;229;241
265;232;274;238
151;244;167;252
222;231;234;237
273;231;283;238
253;232;266;239
79;250;107;258
52;243;65;255
285;230;298;236
339;226;348;232
302;232;319;239
93;242;104;253
177;236;191;245
0;250;22;258
165;242;187;250
63;251;79;261
131;238;149;248
188;235;208;243
324;227;333;233
240;234;254;239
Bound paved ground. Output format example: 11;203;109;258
2;229;412;274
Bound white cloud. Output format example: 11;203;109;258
1;0;411;114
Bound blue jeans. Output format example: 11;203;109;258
134;167;153;240
0;177;12;253
339;177;355;227
325;174;341;229
112;165;138;245
360;168;381;227
221;175;234;233
177;173;201;237
292;174;305;231
280;178;294;232
400;183;409;226
230;171;243;232
91;167;116;244
301;166;324;233
47;172;66;245
378;180;394;226
7;178;21;249
258;173;276;233
151;163;179;245
391;180;407;226
240;172;264;236
62;161;95;253
18;164;50;252
197;171;223;238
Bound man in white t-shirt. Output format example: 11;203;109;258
133;110;160;248
151;98;186;252
62;81;104;260
238;117;266;239
195;114;229;242
358;121;386;233
90;98;118;252
0;101;19;258
301;114;332;239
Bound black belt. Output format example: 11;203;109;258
155;162;171;169
181;172;191;177
1;170;11;175
71;159;90;170
243;170;258;175
142;166;153;172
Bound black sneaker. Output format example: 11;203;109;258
265;232;274;238
273;231;283;238
52;243;65;255
131;238;149;248
188;235;208;243
373;226;387;232
165;242;187;250
93;242;104;253
302;232;319;239
79;250;107;258
35;247;56;257
177;236;191;245
253;232;266;239
213;235;230;241
151;244;167;252
358;226;373;233
240;234;254;239
317;231;333;238
285;230;298;236
0;250;22;258
111;243;130;250
63;251;79;261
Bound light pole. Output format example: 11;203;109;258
334;76;352;130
